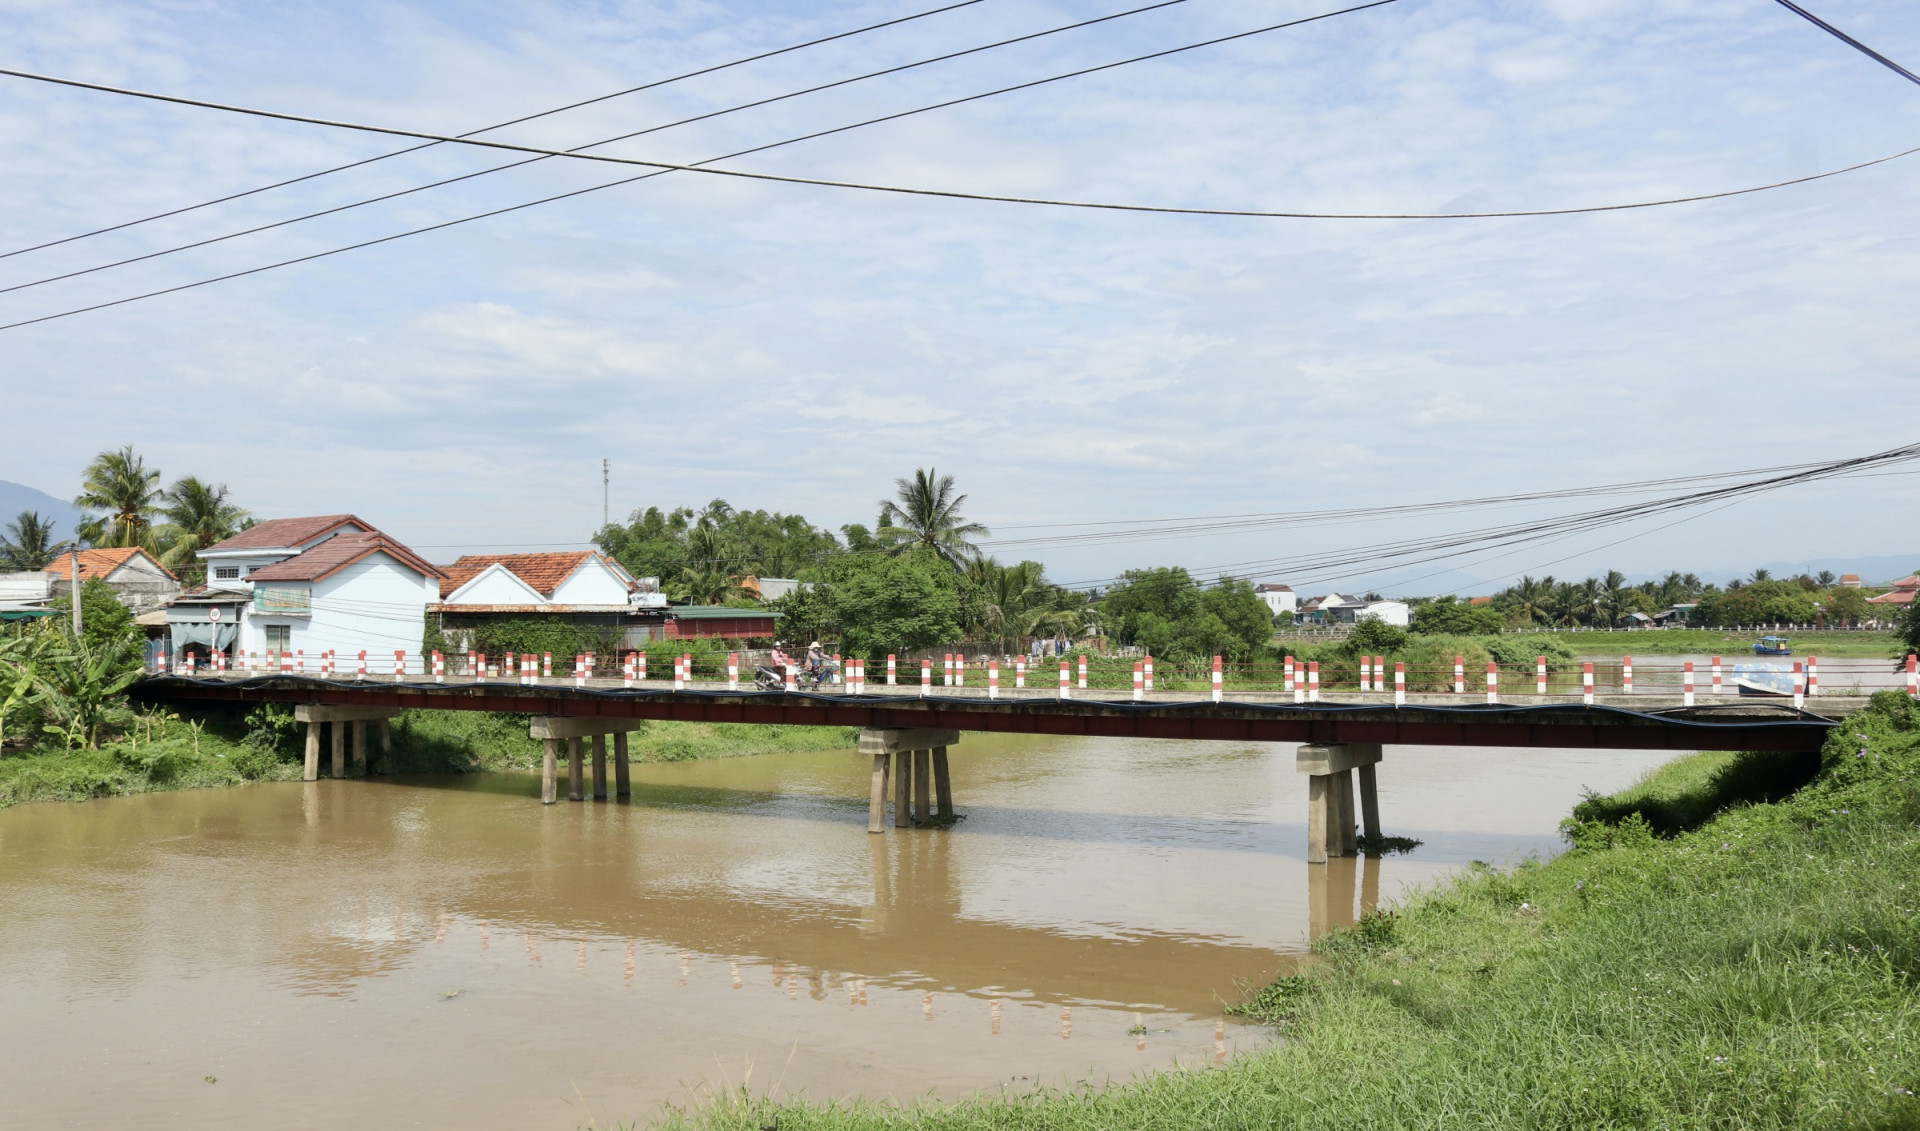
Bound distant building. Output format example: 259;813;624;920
168;514;443;663
1467;596;1494;607
1302;593;1410;627
1254;583;1297;618
431;551;779;646
1867;575;1918;608
43;547;179;613
1838;574;1862;588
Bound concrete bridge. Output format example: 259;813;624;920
135;671;1866;864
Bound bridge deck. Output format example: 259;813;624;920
136;673;1864;751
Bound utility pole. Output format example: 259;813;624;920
602;458;610;529
69;542;82;636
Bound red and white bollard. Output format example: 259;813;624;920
1078;654;1088;690
784;664;797;693
1307;661;1320;703
988;660;1000;699
887;654;897;687
853;658;865;695
357;650;367;680
1711;655;1723;695
433;651;445;683
1907;654;1918;698
393;650;406;681
506;652;516;680
727;653;739;691
1453;655;1465;695
1792;661;1805;709
943;654;954;687
1536;656;1547;695
955;654;966;688
542;653;552;680
1622;656;1634;695
1583;661;1595;705
1284;656;1296;698
1059;660;1071;700
623;653;634;688
1132;662;1144;701
1212;655;1224;704
1143;655;1154;692
296;649;305;674
922;658;933;697
637;652;648;683
1683;661;1695;707
1360;657;1371;694
574;655;584;688
674;655;686;691
586;652;597;680
1485;662;1499;704
1807;655;1819;696
1375;656;1387;694
1015;657;1026;689
1394;661;1406;706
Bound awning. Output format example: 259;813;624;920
169;621;239;651
0;608;59;621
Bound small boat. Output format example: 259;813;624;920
1752;635;1791;656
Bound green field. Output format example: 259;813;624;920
660;692;1920;1130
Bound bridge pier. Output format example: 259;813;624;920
858;728;960;831
1297;743;1382;864
528;717;645;806
295;704;401;781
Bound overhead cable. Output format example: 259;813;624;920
1771;0;1920;88
0;0;993;262
0;0;1195;298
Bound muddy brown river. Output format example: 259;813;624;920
0;732;1675;1128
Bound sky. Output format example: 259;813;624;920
1;0;1917;592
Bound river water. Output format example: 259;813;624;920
0;733;1674;1129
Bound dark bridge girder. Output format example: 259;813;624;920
135;676;1844;752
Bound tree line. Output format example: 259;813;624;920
0;446;249;583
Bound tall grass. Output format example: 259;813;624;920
655;692;1920;1130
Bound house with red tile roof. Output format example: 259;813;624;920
430;550;777;647
166;516;444;665
1867;575;1918;608
42;547;179;613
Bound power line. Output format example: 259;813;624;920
0;0;993;262
0;0;1194;298
0;1;1398;332
1771;0;1920;88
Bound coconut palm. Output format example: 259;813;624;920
975;559;1050;651
155;477;249;577
74;446;162;549
1507;575;1554;625
0;510;68;570
876;468;988;570
1597;569;1630;627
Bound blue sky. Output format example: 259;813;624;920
2;0;1916;590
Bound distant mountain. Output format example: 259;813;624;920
0;480;84;544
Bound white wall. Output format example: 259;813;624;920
1359;601;1411;627
448;565;545;605
551;559;631;605
241;552;436;670
1259;589;1297;616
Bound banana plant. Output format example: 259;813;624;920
34;635;140;749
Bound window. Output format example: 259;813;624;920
265;625;291;653
214;566;239;580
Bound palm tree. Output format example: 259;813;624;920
0;510;68;570
1508;575;1553;625
1749;568;1773;584
876;468;988;570
1598;569;1629;627
155;477;248;578
1574;577;1603;626
74;446;162;549
975;560;1049;652
671;569;741;606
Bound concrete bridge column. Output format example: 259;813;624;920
1297;743;1382;864
528;717;646;806
858;728;960;832
296;705;401;781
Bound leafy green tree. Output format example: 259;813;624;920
34;633;142;749
1895;601;1920;659
1411;596;1503;635
0;510;68;569
1342;617;1410;657
774;551;963;660
155;477;249;581
74;446;163;549
50;577;140;653
1099;568;1272;661
1822;586;1870;627
876;469;988;570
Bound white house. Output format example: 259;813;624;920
1302;593;1411;627
43;547;180;613
167;515;444;667
1254;583;1297;619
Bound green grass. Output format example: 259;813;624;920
654;692;1920;1130
0;705;860;808
1523;628;1902;658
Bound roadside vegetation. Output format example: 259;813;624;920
662;691;1920;1130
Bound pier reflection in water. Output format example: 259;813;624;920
0;732;1670;1129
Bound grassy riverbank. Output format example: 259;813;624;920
662;692;1920;1130
0;706;861;808
1524;627;1902;658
